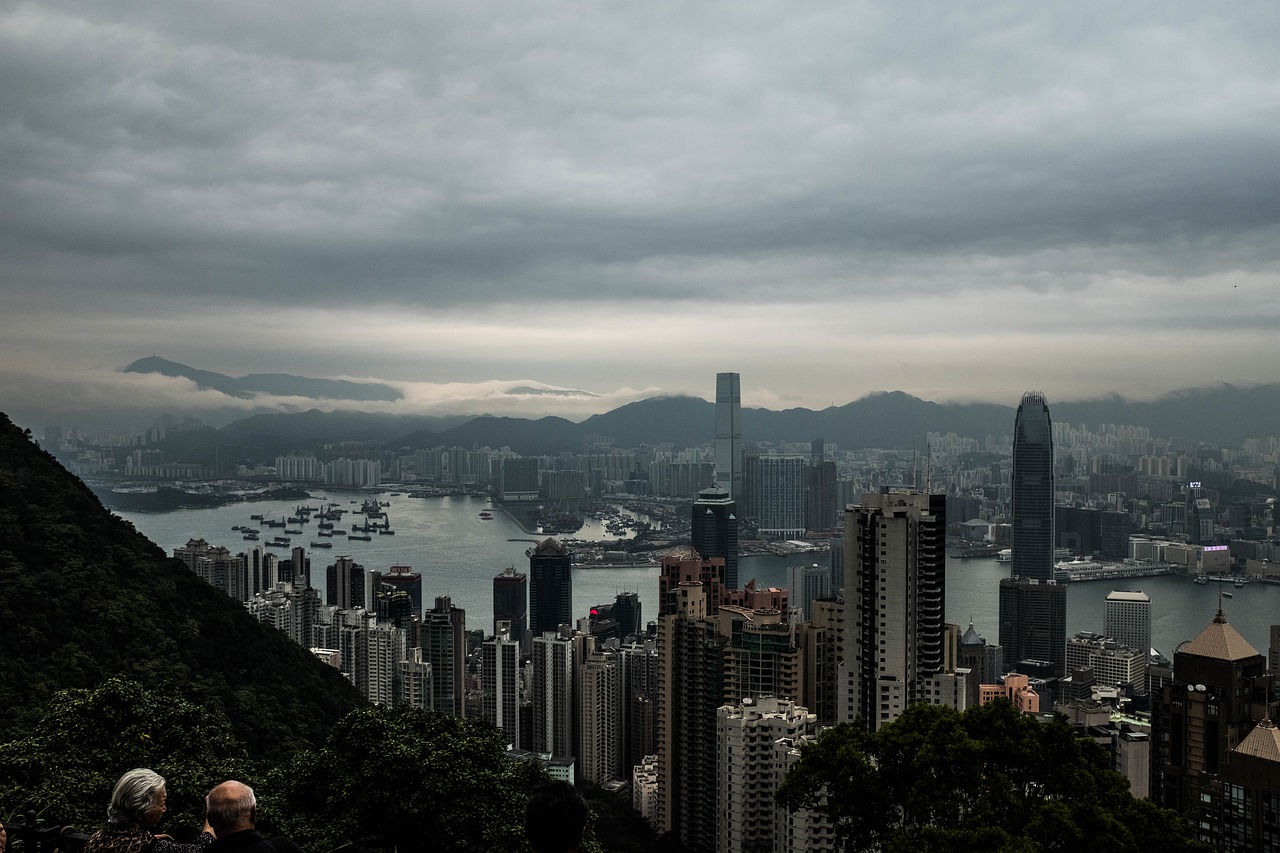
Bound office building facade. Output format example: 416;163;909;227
529;537;572;636
997;577;1067;676
493;566;528;650
691;485;739;590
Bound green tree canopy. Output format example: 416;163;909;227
0;677;247;834
776;701;1208;853
266;705;603;853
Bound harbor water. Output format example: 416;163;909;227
118;494;1280;656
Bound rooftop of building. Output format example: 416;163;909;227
1235;719;1280;763
1178;608;1259;661
1105;590;1150;602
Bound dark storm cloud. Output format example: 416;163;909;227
4;0;1280;312
4;1;1280;420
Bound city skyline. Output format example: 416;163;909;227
2;3;1279;425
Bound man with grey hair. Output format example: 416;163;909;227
205;781;304;853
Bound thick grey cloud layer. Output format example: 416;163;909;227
3;1;1280;420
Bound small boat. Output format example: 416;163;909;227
479;511;494;520
1234;580;1246;588
1193;576;1209;585
1223;591;1234;598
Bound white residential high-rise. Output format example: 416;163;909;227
632;754;659;824
398;648;433;710
365;621;405;706
532;627;577;762
578;640;623;786
839;490;947;730
483;622;525;748
773;733;838;853
715;697;819;853
714;372;742;502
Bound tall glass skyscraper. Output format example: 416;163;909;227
1001;392;1064;675
1011;391;1054;581
714;372;742;502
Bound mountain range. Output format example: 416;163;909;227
124;355;404;402
114;358;1280;459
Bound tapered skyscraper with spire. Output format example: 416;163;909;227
1011;391;1054;581
999;391;1065;675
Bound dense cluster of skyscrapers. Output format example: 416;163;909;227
164;374;1280;852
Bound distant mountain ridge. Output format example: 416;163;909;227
114;358;1280;459
124;355;403;402
122;383;1280;466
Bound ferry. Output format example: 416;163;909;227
1194;575;1209;585
995;549;1012;563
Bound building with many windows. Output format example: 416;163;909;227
756;455;807;540
1153;608;1277;849
691;485;739;590
529;538;572;636
715;372;743;503
839;489;947;730
715;697;817;853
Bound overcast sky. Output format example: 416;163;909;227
3;1;1279;425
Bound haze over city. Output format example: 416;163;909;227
3;2;1280;426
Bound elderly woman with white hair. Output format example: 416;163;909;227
83;768;213;853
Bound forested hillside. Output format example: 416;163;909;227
0;413;364;753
